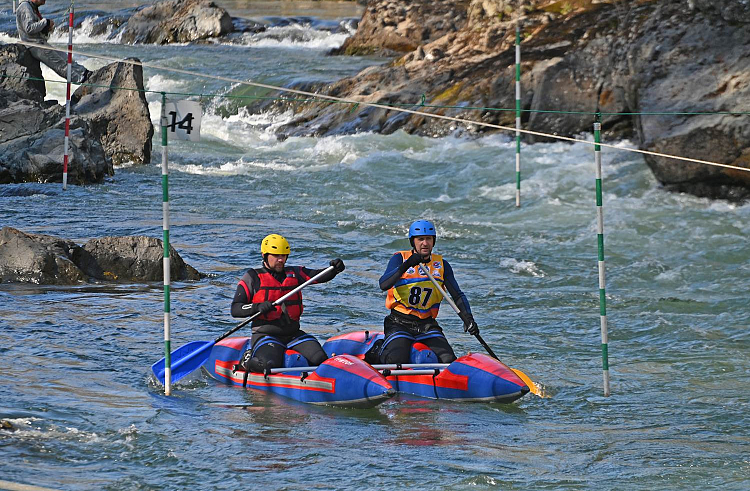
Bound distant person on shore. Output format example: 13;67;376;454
16;0;90;83
377;219;479;364
230;233;345;372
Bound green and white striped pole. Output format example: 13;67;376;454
161;93;172;396
515;22;522;207
594;119;610;396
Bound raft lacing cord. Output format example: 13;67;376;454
11;40;750;174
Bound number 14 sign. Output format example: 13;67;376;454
163;100;202;142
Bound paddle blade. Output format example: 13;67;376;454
151;340;215;385
511;368;546;398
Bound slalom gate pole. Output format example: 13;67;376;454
62;2;74;190
515;21;522;207
161;93;172;396
594;119;610;396
13;0;16;13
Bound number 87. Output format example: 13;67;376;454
408;286;433;307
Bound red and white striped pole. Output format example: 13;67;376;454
62;3;74;190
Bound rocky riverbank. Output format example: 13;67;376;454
249;0;750;200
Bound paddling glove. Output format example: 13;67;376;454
256;301;275;315
403;252;426;269
330;258;346;274
459;311;479;336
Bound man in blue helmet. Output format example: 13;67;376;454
377;219;479;364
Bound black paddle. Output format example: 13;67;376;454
417;263;541;396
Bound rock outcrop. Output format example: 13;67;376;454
0;45;109;184
120;0;233;44
252;0;750;200
0;227;201;285
0;44;153;184
332;1;470;56
70;59;153;166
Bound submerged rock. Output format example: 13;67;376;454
0;227;202;285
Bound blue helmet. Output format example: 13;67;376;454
409;219;436;243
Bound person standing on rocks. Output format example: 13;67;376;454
16;0;90;83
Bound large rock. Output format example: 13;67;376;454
0;227;86;284
120;0;233;44
689;0;750;23
0;44;153;183
80;236;201;282
0;227;201;285
0;45;111;185
620;2;750;199
0;44;45;102
0;119;110;184
71;59;153;166
257;0;750;200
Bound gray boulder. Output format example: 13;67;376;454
0;227;86;284
331;0;469;56
0;227;202;285
80;236;201;282
0;44;45;102
0;47;111;185
71;59;153;166
120;0;234;44
0;44;153;183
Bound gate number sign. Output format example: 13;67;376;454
164;100;202;142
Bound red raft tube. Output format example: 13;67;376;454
323;331;529;403
202;337;395;408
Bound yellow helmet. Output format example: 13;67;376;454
261;234;290;255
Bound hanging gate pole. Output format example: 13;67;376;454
62;3;74;190
594;120;610;396
515;22;522;207
161;93;172;396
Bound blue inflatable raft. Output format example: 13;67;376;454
323;331;529;403
202;337;395;407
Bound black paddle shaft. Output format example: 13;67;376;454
474;333;499;360
418;264;501;361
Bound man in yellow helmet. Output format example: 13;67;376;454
231;234;345;372
377;219;478;364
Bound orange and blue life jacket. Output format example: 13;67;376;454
385;251;445;319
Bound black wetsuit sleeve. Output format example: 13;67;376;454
231;270;261;318
442;260;472;315
379;253;409;291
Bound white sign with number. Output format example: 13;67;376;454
164;100;202;142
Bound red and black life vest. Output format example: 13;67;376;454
250;267;310;322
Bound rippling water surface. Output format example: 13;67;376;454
1;2;749;490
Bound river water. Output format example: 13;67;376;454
1;2;749;490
